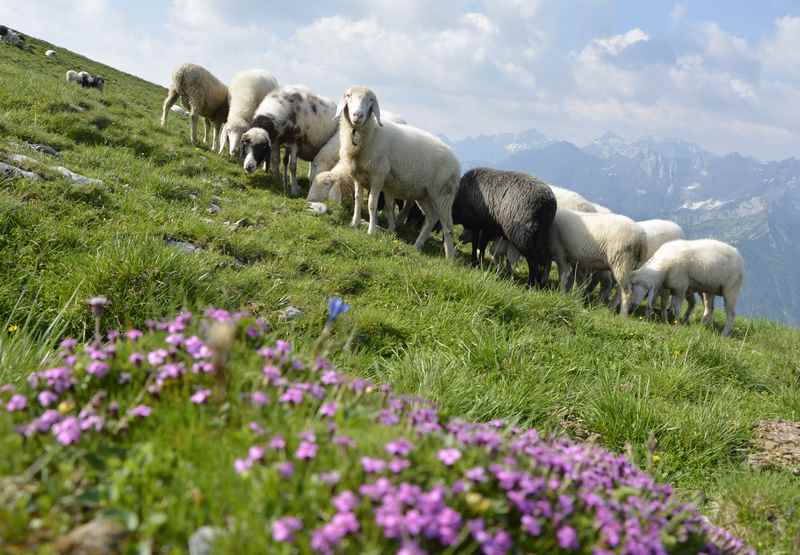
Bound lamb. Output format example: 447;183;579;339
453;169;556;286
80;73;105;91
161;63;230;151
217;69;279;157
334;86;460;258
550;209;648;316
240;86;338;196
629;239;744;336
45;49;56;58
66;70;80;84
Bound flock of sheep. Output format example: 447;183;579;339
156;63;743;337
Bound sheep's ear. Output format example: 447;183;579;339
371;96;382;127
334;96;346;121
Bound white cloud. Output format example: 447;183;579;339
760;16;800;82
670;3;687;23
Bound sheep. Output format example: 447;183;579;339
0;25;22;47
240;86;338;196
217;69;279;157
334;86;461;258
309;111;407;185
550;209;648;316
490;184;604;276
453;168;556;286
629;239;744;336
161;63;230;151
307;110;407;203
66;70;80;84
45;49;56;58
81;73;105;91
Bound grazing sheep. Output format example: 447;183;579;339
629;239;744;336
81;73;105;91
45;49;56;58
335;86;460;258
241;86;337;196
453;168;556;286
491;184;605;277
66;70;80;84
161;63;230;151
550;209;648;316
217;69;279;157
309;110;407;185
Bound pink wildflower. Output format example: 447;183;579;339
437;448;462;466
190;389;211;404
6;394;27;412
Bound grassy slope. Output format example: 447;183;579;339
1;34;799;552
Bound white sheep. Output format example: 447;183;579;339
309;110;407;185
307;110;407;203
65;70;80;84
45;49;56;58
240;86;338;196
334;86;460;258
161;63;230;151
629;239;744;336
550;209;648;316
601;218;687;310
217;69;279;157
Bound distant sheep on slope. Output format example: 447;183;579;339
218;69;279;157
453;168;557;286
161;63;230;151
630;239;744;336
334;86;461;258
45;49;56;58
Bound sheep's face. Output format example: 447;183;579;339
307;172;335;203
629;279;650;309
241;128;271;174
226;124;248;157
335;87;382;128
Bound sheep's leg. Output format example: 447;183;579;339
288;145;300;197
308;162;318;184
526;256;540;288
701;293;715;325
397;200;413;226
670;290;685;324
413;199;438;252
351;180;364;228
270;145;280;178
433;197;456;260
366;178;385;235
217;124;228;155
681;291;696;324
618;281;633;317
477;231;490;268
210;122;219;152
161;88;179;127
469;230;479;265
384;193;397;233
721;288;737;337
189;114;199;145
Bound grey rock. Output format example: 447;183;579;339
0;161;41;181
279;306;303;321
10;154;39;165
52;166;103;186
29;143;59;157
207;203;221;215
308;202;328;215
166;239;202;253
188;526;223;555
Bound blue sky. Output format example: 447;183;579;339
2;1;799;160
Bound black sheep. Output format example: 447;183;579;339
452;168;557;287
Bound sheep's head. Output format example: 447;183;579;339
241;128;271;174
335;86;382;129
226;121;249;157
629;271;653;309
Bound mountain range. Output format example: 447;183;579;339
444;131;800;327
